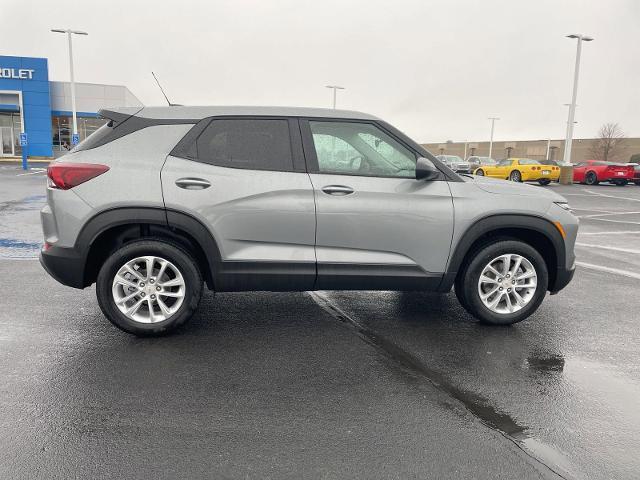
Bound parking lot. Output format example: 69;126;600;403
1;164;639;479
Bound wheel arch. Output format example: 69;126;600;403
77;207;220;289
439;214;566;293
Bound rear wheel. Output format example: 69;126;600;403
509;170;522;182
585;171;598;185
538;179;551;186
475;169;485;176
96;239;203;336
455;240;548;325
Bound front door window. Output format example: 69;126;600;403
309;121;416;178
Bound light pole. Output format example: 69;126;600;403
563;34;593;165
51;28;88;146
488;117;499;158
325;85;345;109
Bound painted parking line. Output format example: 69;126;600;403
580;217;640;226
576;262;640;280
582;189;640;203
579;230;640;236
577;210;640;218
576;243;640;255
16;168;46;177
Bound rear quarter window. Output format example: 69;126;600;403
194;119;294;171
71;121;113;152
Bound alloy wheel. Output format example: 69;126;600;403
477;254;537;314
111;256;186;323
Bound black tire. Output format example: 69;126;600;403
613;179;628;186
475;169;485;176
96;239;203;336
455;240;548;326
509;170;522;182
538;179;551;186
585;171;598;185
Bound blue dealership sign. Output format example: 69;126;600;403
19;132;28;146
0;56;52;158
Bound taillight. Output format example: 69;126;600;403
47;163;109;190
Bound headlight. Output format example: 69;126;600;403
555;201;572;212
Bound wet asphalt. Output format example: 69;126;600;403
1;164;639;479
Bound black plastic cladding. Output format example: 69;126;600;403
74;109;198;152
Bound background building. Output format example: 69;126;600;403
0;54;141;159
422;137;640;163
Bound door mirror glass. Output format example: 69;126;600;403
416;157;440;181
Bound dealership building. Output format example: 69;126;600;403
0;55;141;159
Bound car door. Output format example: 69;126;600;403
572;162;586;182
162;117;316;291
491;159;513;179
300;119;454;290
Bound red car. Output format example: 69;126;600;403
572;160;635;186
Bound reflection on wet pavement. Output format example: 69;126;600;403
0;192;45;258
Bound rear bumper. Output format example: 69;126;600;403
523;173;560;181
550;262;575;294
39;245;86;289
603;176;633;182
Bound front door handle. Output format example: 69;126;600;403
175;178;211;190
321;185;354;196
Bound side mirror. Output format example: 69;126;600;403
415;157;440;181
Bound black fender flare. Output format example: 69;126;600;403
438;214;566;292
76;207;222;289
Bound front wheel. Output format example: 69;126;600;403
455;240;548;325
96;239;203;336
509;170;522;182
475;169;485;176
538;179;551;186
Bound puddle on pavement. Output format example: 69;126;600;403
525;353;566;373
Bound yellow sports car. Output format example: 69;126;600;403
473;158;560;185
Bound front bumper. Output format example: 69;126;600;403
40;245;86;289
549;262;575;294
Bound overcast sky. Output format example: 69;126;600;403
3;0;639;142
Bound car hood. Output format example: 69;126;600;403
467;175;567;202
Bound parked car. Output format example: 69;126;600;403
572;160;635;186
436;155;472;173
41;106;577;335
474;158;560;185
467;156;496;172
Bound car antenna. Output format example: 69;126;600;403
151;71;182;106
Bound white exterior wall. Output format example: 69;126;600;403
49;81;142;113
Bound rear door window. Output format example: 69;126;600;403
195;119;294;171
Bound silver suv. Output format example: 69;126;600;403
40;106;577;336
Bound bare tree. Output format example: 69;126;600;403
589;123;626;161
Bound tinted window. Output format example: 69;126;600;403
196;119;293;171
497;159;512;166
309;121;416;178
518;159;540;165
72;121;113;152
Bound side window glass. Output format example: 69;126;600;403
309;121;416;178
195;119;293;171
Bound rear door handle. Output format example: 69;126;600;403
321;185;354;196
175;178;211;190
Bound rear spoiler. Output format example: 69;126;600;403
98;106;145;126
